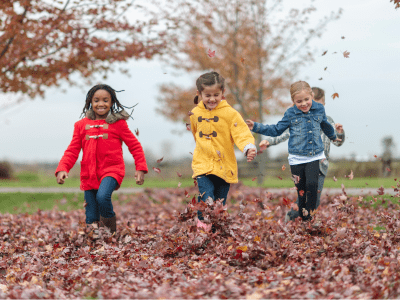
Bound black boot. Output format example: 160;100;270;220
100;215;117;234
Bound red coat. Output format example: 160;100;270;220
55;111;148;191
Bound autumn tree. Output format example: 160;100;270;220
152;0;341;183
391;0;400;9
0;0;165;100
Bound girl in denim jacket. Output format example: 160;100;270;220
246;81;341;221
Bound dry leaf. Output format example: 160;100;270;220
207;49;216;57
332;93;339;99
157;157;164;163
343;50;350;58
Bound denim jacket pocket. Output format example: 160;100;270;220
312;116;322;131
290;118;302;134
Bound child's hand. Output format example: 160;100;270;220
245;119;254;130
246;148;256;162
56;171;68;184
333;137;342;142
335;123;344;134
259;140;270;153
135;170;145;185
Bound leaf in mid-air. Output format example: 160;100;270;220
343;50;350;58
207;49;215;57
332;93;339;99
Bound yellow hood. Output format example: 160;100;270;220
190;100;254;183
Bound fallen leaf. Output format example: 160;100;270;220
332;93;339;99
207;49;215;57
240;57;245;64
302;208;308;216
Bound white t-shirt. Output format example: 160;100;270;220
288;151;326;166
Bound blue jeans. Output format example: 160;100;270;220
289;172;326;220
84;176;117;224
197;174;230;220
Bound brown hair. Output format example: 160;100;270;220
311;87;325;100
289;81;312;101
194;71;225;104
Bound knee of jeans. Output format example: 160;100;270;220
96;192;111;205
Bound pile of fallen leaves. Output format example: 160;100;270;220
1;182;400;298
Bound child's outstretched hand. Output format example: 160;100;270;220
259;140;270;153
246;148;256;162
135;170;145;185
245;119;254;130
335;123;344;134
56;171;68;184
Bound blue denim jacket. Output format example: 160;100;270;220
252;101;337;156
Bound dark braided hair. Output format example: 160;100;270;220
311;87;325;100
194;71;225;104
80;84;136;119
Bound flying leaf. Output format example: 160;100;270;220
188;111;194;116
345;170;354;180
341;36;345;39
252;177;257;181
299;190;305;197
191;195;196;205
282;165;286;171
186;123;191;131
177;182;181;187
302;208;309;216
152;167;161;174
318;78;323;80
377;186;385;195
184;190;189;198
282;197;291;208
240;57;245;64
135;128;139;136
291;175;300;184
324;67;327;71
333;176;338;182
322;50;328;56
386;167;391;172
157;157;164;163
177;172;182;177
277;176;283;180
332;93;339;99
343;50;350;58
207;49;216;58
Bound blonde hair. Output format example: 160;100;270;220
290;81;312;101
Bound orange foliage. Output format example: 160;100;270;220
391;0;400;9
152;0;341;123
0;0;166;98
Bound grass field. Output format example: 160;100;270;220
1;171;398;188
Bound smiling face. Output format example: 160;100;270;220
197;84;224;110
292;90;313;113
91;89;112;120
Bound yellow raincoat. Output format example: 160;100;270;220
190;100;255;183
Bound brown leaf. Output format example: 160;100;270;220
332;93;339;99
322;50;328;56
135;128;139;136
188;111;194;116
177;172;182;177
343;50;350;58
152;167;161;174
157;157;164;163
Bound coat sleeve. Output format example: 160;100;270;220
230;111;255;152
327;116;345;147
252;110;291;137
266;128;290;146
190;113;197;142
320;107;337;141
118;120;148;173
55;122;82;176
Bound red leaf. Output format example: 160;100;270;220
281;164;286;171
299;190;305;196
291;175;300;184
386;167;391;172
135;128;139;136
341;36;345;39
207;49;216;57
194;179;198;187
191;195;196;205
333;176;338;182
157;157;164;163
184;190;189;198
152;167;161;174
252;177;257;181
343;50;350;58
322;50;328;56
282;197;291;208
277;176;282;180
186;123;191;131
332;93;339;99
377;186;385;195
177;172;182;177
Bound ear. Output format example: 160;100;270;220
196;90;201;99
311;91;315;99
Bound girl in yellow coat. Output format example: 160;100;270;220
189;71;257;229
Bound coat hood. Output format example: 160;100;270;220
85;109;130;124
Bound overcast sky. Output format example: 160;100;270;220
1;0;399;164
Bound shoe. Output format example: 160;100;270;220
100;215;117;234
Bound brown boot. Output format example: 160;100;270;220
100;215;117;234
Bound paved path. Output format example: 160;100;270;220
0;187;397;196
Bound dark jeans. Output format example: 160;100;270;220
197;174;230;220
289;172;326;220
84;176;117;224
290;160;320;220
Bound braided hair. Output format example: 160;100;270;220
194;71;225;104
80;84;136;119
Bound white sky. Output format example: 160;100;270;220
1;0;399;163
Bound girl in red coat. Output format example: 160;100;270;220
55;84;148;234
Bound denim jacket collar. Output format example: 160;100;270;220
293;100;317;115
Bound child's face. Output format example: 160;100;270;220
197;84;224;110
91;89;112;120
292;90;313;113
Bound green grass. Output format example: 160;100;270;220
1;172;398;189
0;193;85;214
241;176;399;189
